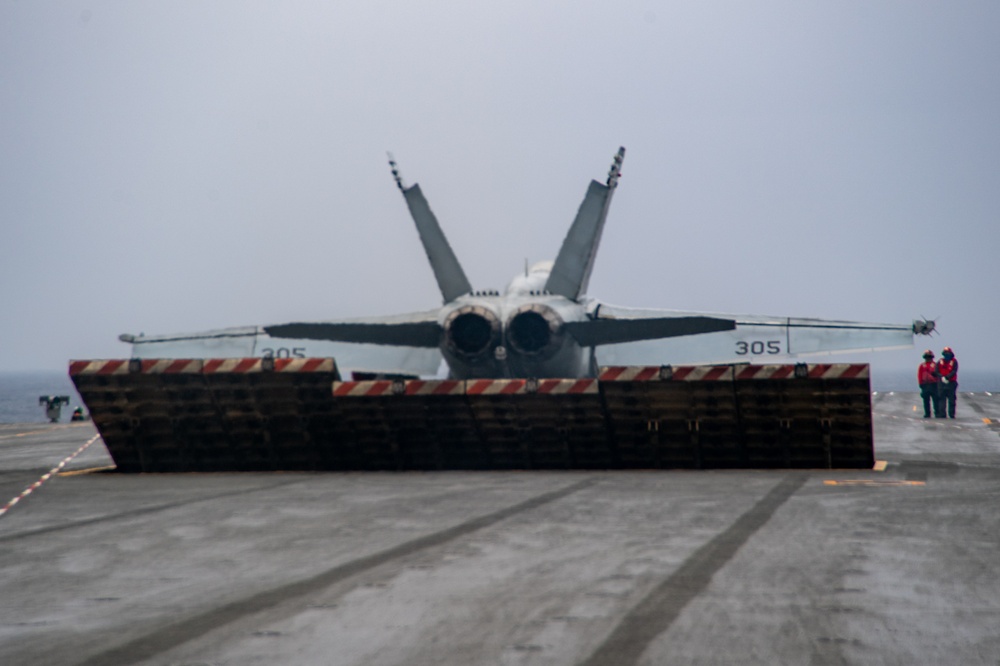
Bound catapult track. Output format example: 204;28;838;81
69;359;874;472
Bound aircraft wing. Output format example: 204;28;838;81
590;303;922;367
121;310;444;378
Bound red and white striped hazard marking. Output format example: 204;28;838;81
466;379;598;395
600;365;733;382
333;378;598;397
534;379;598;394
733;364;868;380
69;360;130;376
273;358;336;373
402;380;464;396
333;380;464;397
670;366;734;381
0;434;102;519
734;365;797;380
202;358;264;373
600;364;870;382
137;359;203;374
599;366;662;382
333;381;393;397
806;364;869;379
72;358;337;375
466;379;530;395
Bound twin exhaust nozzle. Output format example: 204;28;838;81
444;305;563;361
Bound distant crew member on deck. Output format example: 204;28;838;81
937;347;959;418
917;350;940;418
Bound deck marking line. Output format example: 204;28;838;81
57;465;117;477
74;477;596;666
0;423;88;441
578;474;807;666
0;434;101;519
823;480;925;486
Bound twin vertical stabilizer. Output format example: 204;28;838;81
402;184;472;303
545;147;625;301
389;155;472;303
391;147;625;305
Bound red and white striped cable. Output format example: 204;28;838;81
0;434;102;519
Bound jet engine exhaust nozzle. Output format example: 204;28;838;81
507;305;564;359
443;306;501;359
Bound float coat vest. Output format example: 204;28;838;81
918;361;939;385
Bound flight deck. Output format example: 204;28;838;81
1;391;999;665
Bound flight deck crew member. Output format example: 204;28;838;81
937;347;959;418
917;350;940;418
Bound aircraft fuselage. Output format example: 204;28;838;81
439;263;590;379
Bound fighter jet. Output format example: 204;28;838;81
120;148;934;379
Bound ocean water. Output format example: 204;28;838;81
0;368;997;424
869;369;999;393
0;371;85;424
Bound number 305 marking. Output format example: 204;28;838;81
261;347;306;359
736;340;781;355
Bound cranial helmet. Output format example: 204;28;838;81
923;349;934;359
942;347;954;358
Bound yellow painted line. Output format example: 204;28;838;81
57;465;116;477
873;460;888;472
823;480;925;487
0;424;83;441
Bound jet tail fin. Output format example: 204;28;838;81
545;147;625;301
389;155;472;303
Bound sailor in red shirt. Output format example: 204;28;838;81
937;347;959;418
917;350;940;418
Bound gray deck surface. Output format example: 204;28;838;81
1;391;998;665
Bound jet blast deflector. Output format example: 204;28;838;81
71;358;875;472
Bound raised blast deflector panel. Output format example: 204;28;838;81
598;364;873;469
70;358;341;472
71;360;873;472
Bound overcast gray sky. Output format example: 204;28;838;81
2;1;997;374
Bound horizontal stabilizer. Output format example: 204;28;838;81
263;321;442;348
565;316;736;347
